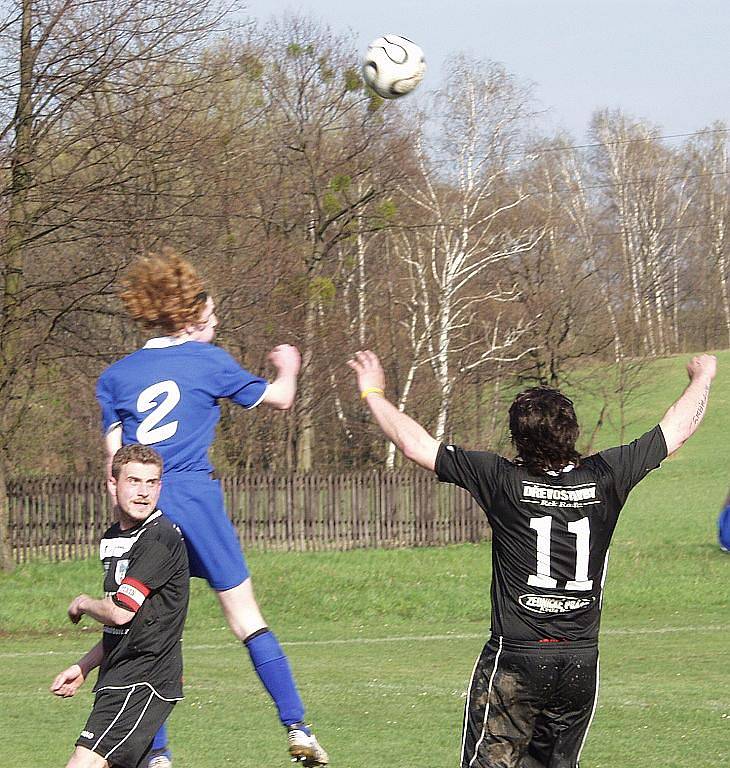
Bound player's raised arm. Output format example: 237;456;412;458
261;344;301;410
659;353;717;455
348;350;440;471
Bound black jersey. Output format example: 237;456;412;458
96;510;189;698
436;425;667;643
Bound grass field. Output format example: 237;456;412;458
1;351;728;767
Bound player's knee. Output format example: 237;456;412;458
218;586;267;639
223;608;266;640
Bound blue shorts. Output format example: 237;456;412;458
158;472;249;591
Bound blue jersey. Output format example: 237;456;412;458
97;338;267;474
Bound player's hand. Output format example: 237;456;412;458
687;354;717;382
347;350;386;395
268;344;301;376
50;664;85;697
68;595;89;624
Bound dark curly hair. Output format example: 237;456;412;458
508;387;580;474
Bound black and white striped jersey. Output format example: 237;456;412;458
96;510;189;697
436;426;667;643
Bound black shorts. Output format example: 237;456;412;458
76;683;179;768
460;637;599;768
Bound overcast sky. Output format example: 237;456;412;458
241;0;730;141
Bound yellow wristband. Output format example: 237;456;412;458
360;387;385;400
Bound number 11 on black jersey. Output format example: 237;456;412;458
528;516;593;591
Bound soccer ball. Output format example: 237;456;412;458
362;35;426;100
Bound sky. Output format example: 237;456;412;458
240;0;730;141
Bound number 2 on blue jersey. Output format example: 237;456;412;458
136;380;181;444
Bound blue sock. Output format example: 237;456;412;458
151;722;169;752
245;628;305;726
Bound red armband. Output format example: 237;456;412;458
115;577;151;612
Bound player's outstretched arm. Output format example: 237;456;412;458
659;354;717;455
262;344;300;410
50;641;104;698
348;350;440;472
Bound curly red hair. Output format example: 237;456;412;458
120;248;207;334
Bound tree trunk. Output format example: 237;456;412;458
2;0;34;362
434;302;452;442
718;248;730;349
0;461;14;572
296;296;317;472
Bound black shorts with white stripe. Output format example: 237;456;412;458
461;637;599;768
76;683;179;768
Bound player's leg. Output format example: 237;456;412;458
74;686;176;768
160;474;328;766
173;482;308;726
541;647;600;768
216;581;329;766
522;715;551;768
146;723;172;768
461;639;543;768
65;746;109;768
217;578;303;722
520;755;548;768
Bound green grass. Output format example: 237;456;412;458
1;350;728;767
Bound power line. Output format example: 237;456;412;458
590;221;715;240
520;126;730;158
524;168;730;198
431;127;730;191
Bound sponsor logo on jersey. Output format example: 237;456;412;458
519;593;595;614
103;625;130;635
521;481;599;508
100;533;142;559
80;730;94;739
98;513;161;560
115;559;129;584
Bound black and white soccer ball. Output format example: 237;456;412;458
362;35;426;100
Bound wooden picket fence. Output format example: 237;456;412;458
6;472;490;563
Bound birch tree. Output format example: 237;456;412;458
688;126;730;348
395;57;539;444
591;110;694;356
508;135;614;386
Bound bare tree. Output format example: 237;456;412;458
591;110;694;357
244;16;408;470
394;57;539;444
505;135;614;387
0;0;238;568
687;125;730;348
525;132;653;445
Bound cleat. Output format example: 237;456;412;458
287;723;329;767
148;753;172;768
